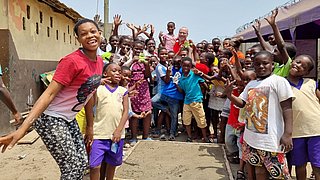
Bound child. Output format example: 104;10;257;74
253;9;296;77
86;63;128;180
128;41;152;144
286;55;320;180
159;22;176;51
225;51;294;179
211;37;221;56
101;35;119;63
120;66;147;131
225;70;256;180
144;39;157;57
0;19;104;179
151;47;171;139
113;35;132;66
176;57;208;142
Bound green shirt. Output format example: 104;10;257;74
273;57;292;77
101;51;112;63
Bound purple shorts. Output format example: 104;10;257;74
291;136;320;167
89;139;124;168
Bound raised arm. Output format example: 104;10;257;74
161;65;172;84
252;19;273;51
231;48;245;79
126;23;138;40
224;79;245;108
265;8;290;64
158;31;165;47
112;14;122;37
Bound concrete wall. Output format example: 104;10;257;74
7;0;79;61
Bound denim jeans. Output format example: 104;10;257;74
152;94;180;135
225;124;242;158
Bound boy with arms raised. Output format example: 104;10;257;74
225;51;294;179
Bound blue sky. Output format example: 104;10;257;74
61;0;289;42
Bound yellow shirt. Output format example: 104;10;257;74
93;85;128;139
291;78;320;138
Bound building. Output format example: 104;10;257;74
0;0;82;135
234;0;320;79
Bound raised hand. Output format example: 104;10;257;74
159;31;164;38
265;8;278;25
126;23;135;30
224;78;237;96
113;14;122;26
101;77;112;85
93;14;101;24
252;19;261;32
150;24;155;34
141;24;149;32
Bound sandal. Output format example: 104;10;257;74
236;170;245;180
310;172;315;180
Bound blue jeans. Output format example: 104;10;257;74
152;94;180;135
225;124;242;158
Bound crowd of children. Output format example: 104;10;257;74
0;7;319;180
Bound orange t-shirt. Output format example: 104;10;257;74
229;51;245;65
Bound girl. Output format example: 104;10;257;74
144;38;157;57
86;63;128;180
128;41;152;145
0;19;104;179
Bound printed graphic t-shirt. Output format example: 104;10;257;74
44;49;103;121
239;74;294;152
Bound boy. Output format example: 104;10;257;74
253;8;296;77
175;57;207;142
225;51;294;179
152;56;184;141
286;55;320;179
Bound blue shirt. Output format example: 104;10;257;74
162;67;184;100
155;63;167;93
178;71;205;104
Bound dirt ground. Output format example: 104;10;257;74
0;138;59;180
116;141;228;180
0;135;230;180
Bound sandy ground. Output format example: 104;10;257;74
0;138;59;180
0;134;230;180
116;141;229;180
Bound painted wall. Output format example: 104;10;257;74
7;0;79;61
0;0;81;135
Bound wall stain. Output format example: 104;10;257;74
9;0;26;31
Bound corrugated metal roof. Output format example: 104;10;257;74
38;0;83;22
234;0;320;40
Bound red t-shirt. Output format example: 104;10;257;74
195;63;210;75
173;39;185;54
227;90;244;128
44;49;104;121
